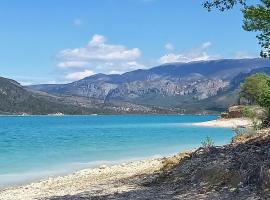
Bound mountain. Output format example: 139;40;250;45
28;58;270;113
0;76;173;115
0;77;107;115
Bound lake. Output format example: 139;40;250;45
0;115;233;187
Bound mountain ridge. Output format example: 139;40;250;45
28;58;270;112
2;58;270;115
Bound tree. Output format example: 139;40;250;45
240;73;270;108
203;0;246;11
203;0;270;58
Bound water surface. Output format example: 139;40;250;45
0;115;233;187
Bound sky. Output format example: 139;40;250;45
0;0;260;85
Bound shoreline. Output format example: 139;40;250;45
191;117;252;128
0;153;178;189
0;117;240;200
0;155;188;200
0;113;218;117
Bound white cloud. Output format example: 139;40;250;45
159;42;220;64
65;70;95;81
73;18;82;26
202;42;211;48
234;51;257;59
89;34;106;46
57;61;89;68
165;43;174;51
57;34;143;75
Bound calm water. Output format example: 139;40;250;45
0;115;233;187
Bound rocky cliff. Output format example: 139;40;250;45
27;58;270;113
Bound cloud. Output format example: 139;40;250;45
57;34;143;76
65;70;95;81
59;34;141;61
159;42;220;64
165;43;174;51
73;18;82;26
57;61;89;68
234;51;257;59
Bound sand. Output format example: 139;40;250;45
191;118;253;128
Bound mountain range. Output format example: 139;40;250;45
1;58;270;115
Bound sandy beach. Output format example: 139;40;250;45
191;118;253;128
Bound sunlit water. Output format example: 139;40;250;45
0;115;234;188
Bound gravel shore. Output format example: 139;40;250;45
0;158;168;200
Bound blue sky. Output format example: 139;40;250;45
0;0;260;85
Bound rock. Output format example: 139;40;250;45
228;106;243;118
221;112;229;118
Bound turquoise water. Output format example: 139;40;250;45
0;115;233;187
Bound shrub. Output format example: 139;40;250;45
201;136;214;149
252;120;261;131
242;106;256;119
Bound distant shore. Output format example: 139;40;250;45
191;117;252;128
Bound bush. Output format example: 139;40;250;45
242;106;256;119
201;136;214;148
252;120;261;131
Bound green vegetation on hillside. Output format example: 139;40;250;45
0;77;99;115
240;73;270;127
240;73;270;106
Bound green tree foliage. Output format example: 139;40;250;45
243;0;270;58
203;0;270;58
240;73;270;108
242;106;257;119
203;0;246;11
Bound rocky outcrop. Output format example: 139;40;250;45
227;106;243;118
221;105;245;118
105;78;228;101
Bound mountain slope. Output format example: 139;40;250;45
28;58;270;113
0;77;174;115
0;77;101;115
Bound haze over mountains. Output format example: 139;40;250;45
1;58;270;114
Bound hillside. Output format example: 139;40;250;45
0;77;102;115
0;77;175;114
28;58;270;113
